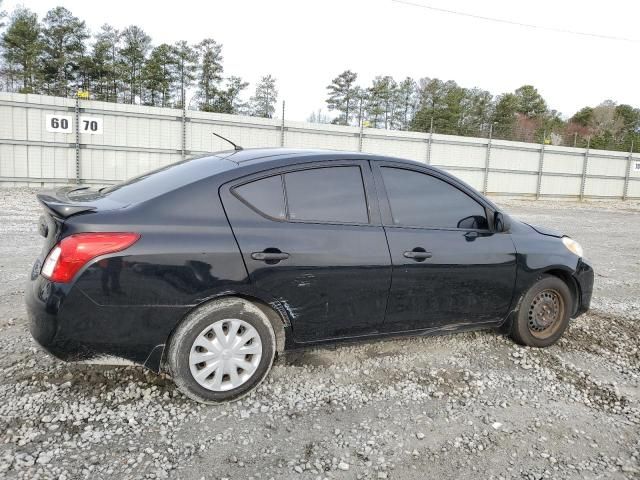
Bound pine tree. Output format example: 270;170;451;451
326;70;359;125
250;74;277;118
196;38;223;112
514;85;547;118
119;25;151;104
217;76;249;114
142;44;176;106
172;41;197;109
366;80;385;128
90;25;121;102
412;78;465;134
1;7;42;93
0;0;6;29
492;93;519;139
40;7;89;97
368;76;397;129
459;88;493;136
394;77;417;130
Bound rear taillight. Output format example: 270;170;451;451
41;232;140;283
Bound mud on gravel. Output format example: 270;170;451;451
0;189;638;480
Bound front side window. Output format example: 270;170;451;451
284;166;369;223
381;167;488;229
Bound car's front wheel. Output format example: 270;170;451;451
510;275;573;348
167;298;276;404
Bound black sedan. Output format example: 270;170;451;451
26;148;594;403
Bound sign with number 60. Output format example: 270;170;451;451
45;114;73;133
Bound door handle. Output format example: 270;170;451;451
403;249;432;261
251;250;290;262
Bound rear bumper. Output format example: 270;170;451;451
573;258;594;317
25;266;184;371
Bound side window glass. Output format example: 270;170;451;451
284;166;368;223
381;167;488;229
234;175;286;220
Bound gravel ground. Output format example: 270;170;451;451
0;188;639;480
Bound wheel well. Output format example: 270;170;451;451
161;294;288;370
233;294;287;354
544;269;579;316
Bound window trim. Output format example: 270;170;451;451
232;173;288;221
229;161;377;227
375;164;492;232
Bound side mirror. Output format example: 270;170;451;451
494;212;511;232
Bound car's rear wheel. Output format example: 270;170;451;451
510;275;573;348
167;298;276;404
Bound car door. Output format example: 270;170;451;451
372;162;517;333
220;160;392;343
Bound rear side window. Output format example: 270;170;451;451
233;166;369;224
381;167;488;229
284;166;368;223
234;175;286;220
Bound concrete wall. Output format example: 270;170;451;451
0;92;638;198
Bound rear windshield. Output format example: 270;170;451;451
100;155;235;204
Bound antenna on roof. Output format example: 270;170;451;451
212;131;243;151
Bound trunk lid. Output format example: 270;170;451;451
35;186;124;258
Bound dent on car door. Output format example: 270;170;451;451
220;161;392;343
374;164;517;332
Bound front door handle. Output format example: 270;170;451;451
403;249;432;261
251;250;290;262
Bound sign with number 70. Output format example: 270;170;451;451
79;116;103;134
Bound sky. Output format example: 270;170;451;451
5;0;640;121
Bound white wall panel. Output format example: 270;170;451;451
587;156;627;177
362;135;426;162
543;152;584;175
584;177;623;197
0;92;637;198
430;142;486;169
490;147;539;172
626;180;640;198
488;172;537;194
442;168;484;191
540;176;581;196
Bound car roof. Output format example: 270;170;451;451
212;147;410;165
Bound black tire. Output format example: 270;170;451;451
510;275;573;348
167;297;276;404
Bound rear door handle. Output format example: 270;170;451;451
403;250;432;260
251;251;290;262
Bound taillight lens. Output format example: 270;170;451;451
41;232;140;283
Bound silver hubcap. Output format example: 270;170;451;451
189;318;262;392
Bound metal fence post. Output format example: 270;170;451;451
426;117;433;164
536;130;546;199
280;101;286;147
75;96;81;184
357;98;365;152
623;140;634;200
482;124;493;195
579;137;590;201
181;105;186;160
